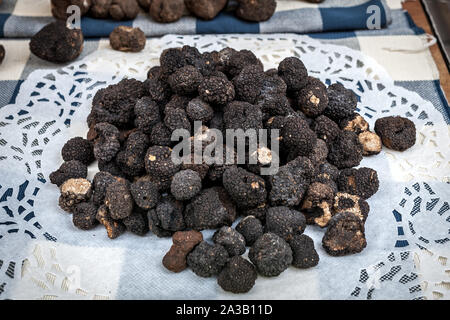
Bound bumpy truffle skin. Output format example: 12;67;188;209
223;101;263;131
327;131;363;169
93;123;121;162
116;130;150;177
301;182;334;227
72;202;98;230
312;115;341;146
104;180;133;220
198;76;235;105
236;0;277;22
171;169;202;201
184;187;237;230
297;77;328;117
148;195;185;237
134;97;160;134
325;83;358;121
130;179;160;209
307;139;328;166
218;256;257;294
61;137;94;165
265;206;306;242
186;98;214;122
109;26;146;52
187;241;229;277
322;212;367;256
150;0;185;23
338;167;379;200
289;234;319;269
123;211;149;236
278;57;308;92
213;226;246;257
374;116;416;151
144;78;171;105
233;64;265;104
236;216;264;246
92;171;117;206
109;0;140;20
145;146;181;178
150;123;173;146
359;131;382;156
59;178;92;213
222;167;267;209
29;21;84;63
96;205;126;239
249;233;292;277
333;192;370;223
340;113;369;135
258;94;293;119
90;0;112;18
50;160;88;187
168;65;204;95
281;116;317;156
185;0;227;20
163;230;203;273
164;108;192;132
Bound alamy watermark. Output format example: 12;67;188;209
66;5;81;30
366;5;382;30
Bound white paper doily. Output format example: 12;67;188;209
0;34;448;300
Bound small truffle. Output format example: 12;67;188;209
337;167;379;200
109;26;146;52
171;169;202;201
130;179;160;209
333;192;370;223
93;123;121;162
236;216;264;246
289;234;319;269
145;146;181;178
134;97;161;134
198;76;235;105
223;101;263;131
29;21;84;63
301;182;334;227
168;65;203;95
296;77;328;117
236;0;277;22
186;98;214;122
148;195;185;237
325;83;358;121
50;160;88;187
185;0;228;20
187;241;229;277
104;180;133;220
59;178;92;213
374;116;416;151
358;131;382;156
96;205;126;239
265;206;306;242
61;137;94;165
163;230;203;273
233;64;265;104
218;256;257;294
213;226;246;256
92;171;117;206
72;202;98;230
150;0;185;23
278;57;308;92
281;116;317;156
123;211;149;236
322;212;367;256
249;233;292;277
312;115;341;146
90;0;113;19
164;108;191;132
327;131;363;169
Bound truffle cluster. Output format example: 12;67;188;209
50;45;416;294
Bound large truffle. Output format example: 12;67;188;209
150;0;185;23
337;167;379;200
278;57;308;92
265;206;306;242
50;160;88;187
327;131;363;169
289;234;319;269
217;256;257;294
374;116;416;151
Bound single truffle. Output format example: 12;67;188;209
148;195;185;237
296;77;328;117
358;131;382;156
327;131;363;169
109;26;146;52
223;101;263;131
213;226;246;256
92;171;117;206
72;202;98;230
218;256;257;294
249;233;292;277
96;205;126;239
307;139;328;166
374;116;416;151
184;187;237;230
168;65;204;95
150;0;185;23
325;83;358;121
233;64;265;104
123;211;149;236
312;115;341;146
145;146;181;178
61;137;94;165
236;216;264;246
337;167;379;200
222;49;263;78
187;241;229;277
93;122;121;162
278;57;308;92
109;0;140;20
289;234;319;269
281;116;317;156
150;122;173;146
171;169;202;201
134;97;160;134
163;230;203;273
186;98;214;122
29;21;84;63
236;0;277;22
265;206;306;242
104;180;133;220
50;160;88;187
164;108;192;132
144;78;171;105
222;167;267;209
59;178;92;213
185;0;228;20
198;76;235;105
322;212;367;256
301;182;334;227
130;179;160;209
115;130;150;177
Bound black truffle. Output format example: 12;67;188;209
50;160;88;187
278;57;308;92
281;116;317;156
296;77;328;118
374;116;416;151
104;180;133;220
123;210;149;236
145;146;181;178
265;206;306;242
198;76;235;105
223;101;263;131
187;241;229;277
61;137;94;165
72;202;98;230
327;131;363;169
171;169;202;201
148;195;185;237
186;98;214;123
93;122;121;162
213;226;246;257
236;0;277;22
168;65;203;95
289;234;319;269
134;97;161;134
130;179;160;209
109;26;145;52
235;216;264;246
217;256;257;294
337;167;379;200
233;64;265;104
324;83;358;121
96;204;126;239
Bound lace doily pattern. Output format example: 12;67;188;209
0;34;448;299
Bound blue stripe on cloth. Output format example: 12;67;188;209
196;12;259;34
309;31;357;40
394;80;450;124
0;14;10;37
320;0;387;32
80;17;133;38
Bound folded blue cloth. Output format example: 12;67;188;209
0;0;392;38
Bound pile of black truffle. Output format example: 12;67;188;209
50;45;416;294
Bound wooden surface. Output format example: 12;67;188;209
402;0;450;99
